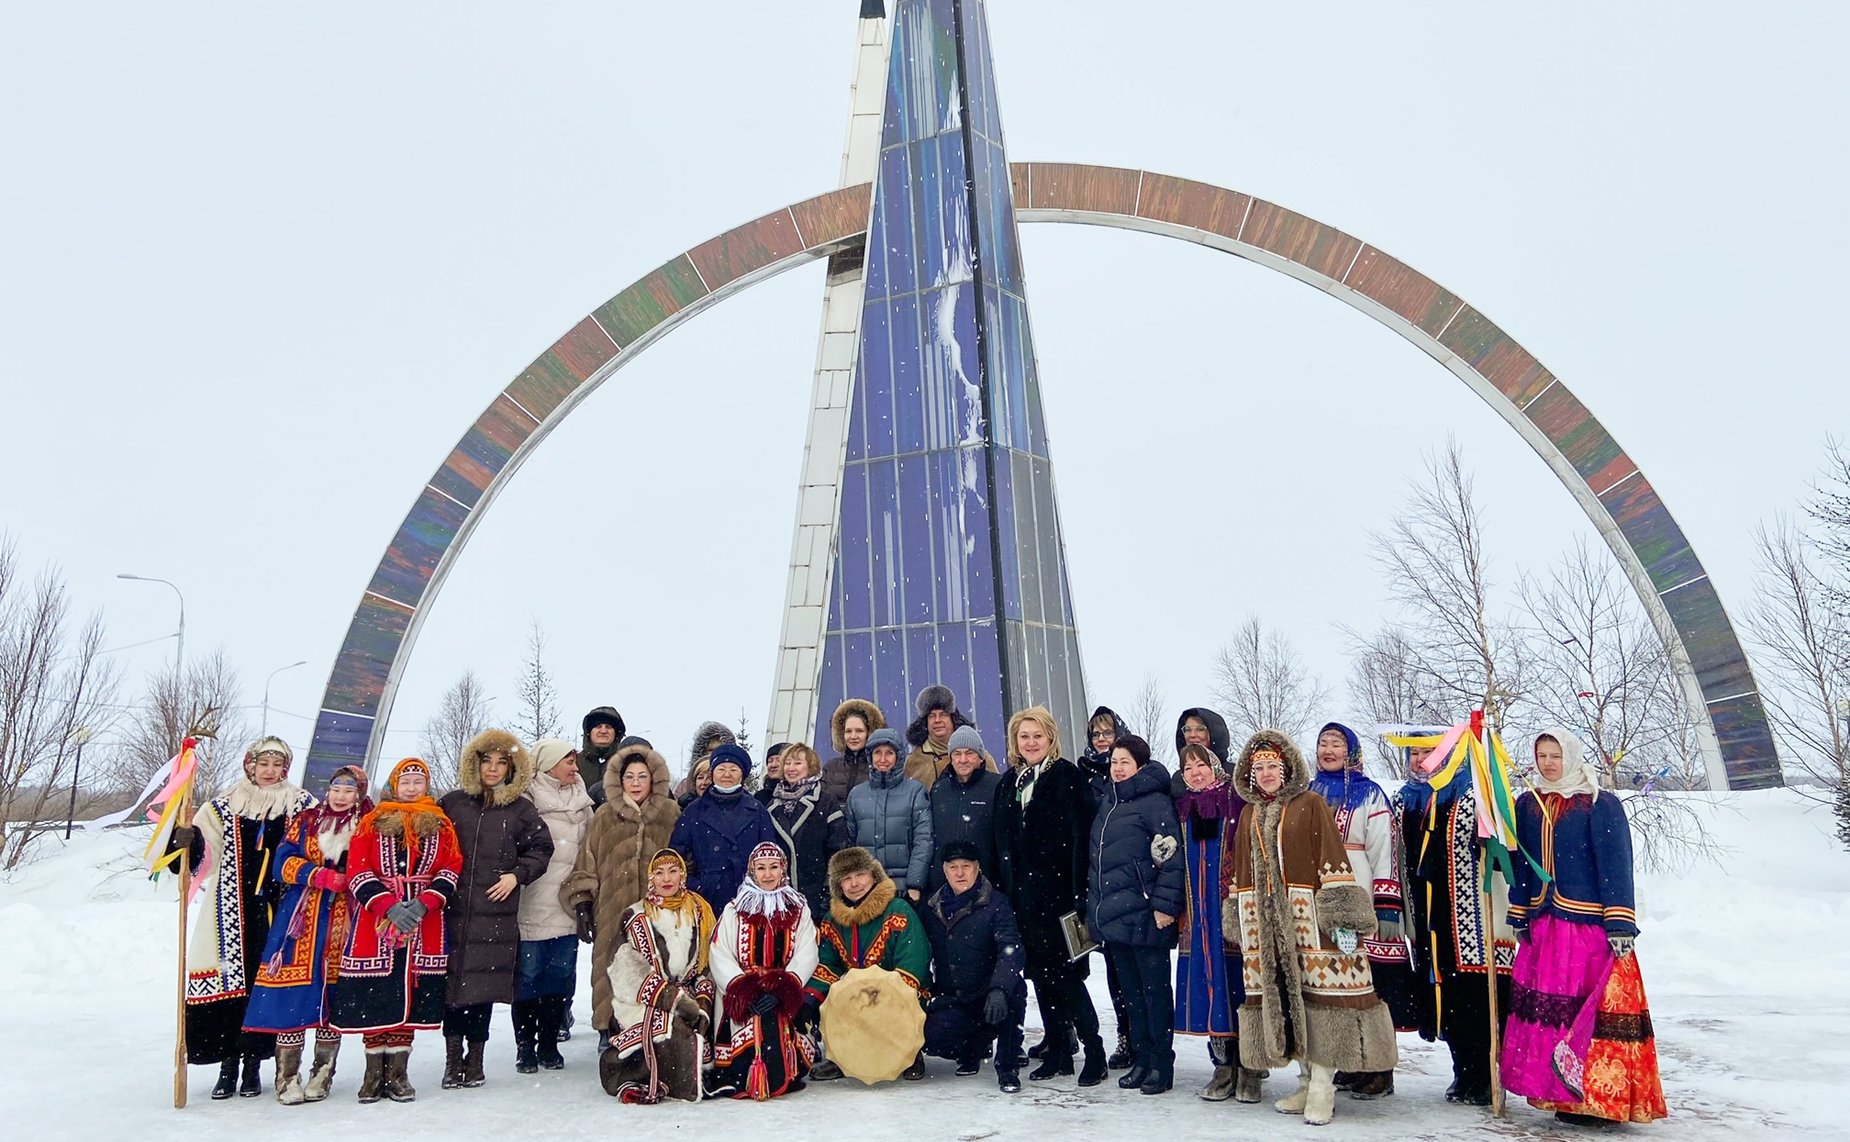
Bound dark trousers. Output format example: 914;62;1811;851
516;936;579;1000
1101;947;1130;1039
924;986;1026;1067
1441;972;1512;1090
1026;959;1099;1057
1109;944;1175;1074
444;1002;494;1041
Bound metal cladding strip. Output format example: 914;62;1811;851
308;163;1778;792
1011;161;1777;791
302;186;871;790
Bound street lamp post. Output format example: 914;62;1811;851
63;726;95;840
262;660;308;736
116;573;185;675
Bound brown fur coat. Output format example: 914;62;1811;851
1228;729;1397;1073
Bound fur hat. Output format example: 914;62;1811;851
581;706;626;737
946;725;986;755
709;742;753;779
688;720;736;768
938;840;983;866
916;684;959;717
866;728;904;757
830;698;887;753
827;845;889;896
1233;729;1309;801
459;728;535;806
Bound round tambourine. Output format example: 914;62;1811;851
818;966;926;1084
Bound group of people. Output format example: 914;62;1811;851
169;685;1665;1128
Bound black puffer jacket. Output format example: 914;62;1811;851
440;730;555;1008
926;766;1002;893
1086;761;1185;949
921;874;1026;1004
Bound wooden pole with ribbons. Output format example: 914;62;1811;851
173;783;192;1109
1472;707;1507;1118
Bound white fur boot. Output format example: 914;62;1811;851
1274;1061;1311;1114
1304;1063;1337;1126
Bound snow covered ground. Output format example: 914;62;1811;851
4;789;1846;1140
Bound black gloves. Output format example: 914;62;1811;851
574;902;596;944
923;993;953;1013
795;995;821;1033
750;991;780;1017
982;988;1009;1026
385;898;426;935
169;825;197;852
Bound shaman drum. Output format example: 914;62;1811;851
818;966;926;1084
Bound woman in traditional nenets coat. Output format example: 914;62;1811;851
171;736;316;1100
600;849;718;1103
437;728;553;1089
1172;742;1257;1103
1306;720;1418;1100
1501;728;1665;1127
1229;729;1397;1127
329;757;464;1103
243;764;372;1103
708;842;820;1099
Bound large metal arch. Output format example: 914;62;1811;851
303;163;1779;791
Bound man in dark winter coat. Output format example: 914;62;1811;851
755;743;791;805
576;707;626;808
926;725;1002;894
904;684;998;789
921;841;1027;1092
669;743;782;907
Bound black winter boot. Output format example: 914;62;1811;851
537;997;565;1069
512;1000;540;1073
462;1038;487;1087
210;1059;238;1100
1107;1030;1134;1070
1349;1070;1394;1099
237;1055;262;1097
1027;1047;1073;1081
1075;1035;1108;1088
1140;1060;1173;1095
557;998;574;1042
356;1051;386;1103
1119;1060;1151;1089
441;1035;465;1089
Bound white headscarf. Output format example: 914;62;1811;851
1531;727;1601;802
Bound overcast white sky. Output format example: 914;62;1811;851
3;2;1845;776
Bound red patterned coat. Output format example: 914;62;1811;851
328;804;462;1033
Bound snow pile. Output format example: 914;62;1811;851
2;790;1844;1139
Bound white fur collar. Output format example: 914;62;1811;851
223;777;309;821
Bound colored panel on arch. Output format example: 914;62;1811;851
365;487;471;608
1132;172;1251;240
688;208;808;292
1438;307;1555;409
322;593;413;716
1025;162;1140;215
1523;384;1627;487
1239;200;1362;280
1705;693;1780;789
591;255;709;348
1344;247;1461;336
429;395;536;508
303;710;375;781
1597;474;1703;595
1657;577;1753;700
788;184;875;250
505;317;618;421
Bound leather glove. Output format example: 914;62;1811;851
574;902;596;944
386;898;427;935
169;825;197;852
923;993;953;1013
1608;933;1634;959
750;991;780;1017
982;988;1009;1026
309;868;346;892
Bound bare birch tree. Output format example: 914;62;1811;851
1743;517;1847;799
0;540;122;867
1212;615;1330;746
1129;673;1171;763
513;620;562;745
1344;624;1454;770
1369;441;1529;732
100;648;249;804
422;670;493;793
